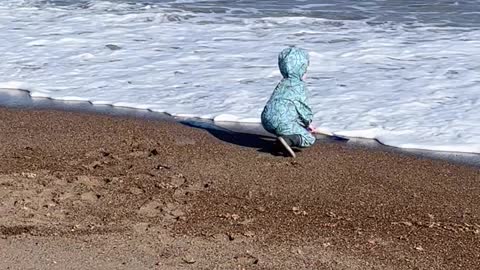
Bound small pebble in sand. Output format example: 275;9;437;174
21;172;37;178
182;256;196;264
170;209;185;218
80;192;99;203
243;231;255;237
129;187;144;195
170;175;186;188
239;218;255;225
292;207;307;216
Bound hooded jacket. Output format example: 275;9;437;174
261;47;315;147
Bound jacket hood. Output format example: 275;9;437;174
278;47;309;80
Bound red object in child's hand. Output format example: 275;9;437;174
307;125;315;133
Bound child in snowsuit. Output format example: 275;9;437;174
261;46;315;157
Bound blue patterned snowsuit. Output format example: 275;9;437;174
261;47;315;147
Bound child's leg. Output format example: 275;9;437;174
276;132;314;158
298;129;316;147
277;136;298;158
274;128;315;157
268;122;316;148
278;134;301;146
284;125;315;147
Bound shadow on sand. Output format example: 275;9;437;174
180;120;283;155
180;120;348;157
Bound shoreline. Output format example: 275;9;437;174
0;88;478;168
0;103;479;269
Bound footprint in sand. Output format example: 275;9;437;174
137;201;162;217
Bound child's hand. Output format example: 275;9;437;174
307;125;315;133
308;126;334;136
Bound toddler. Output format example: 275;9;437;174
261;46;315;157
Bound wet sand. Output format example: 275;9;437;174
0;107;479;269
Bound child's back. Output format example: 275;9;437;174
261;47;315;156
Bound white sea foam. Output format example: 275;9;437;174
1;0;480;154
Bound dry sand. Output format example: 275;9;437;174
0;107;479;269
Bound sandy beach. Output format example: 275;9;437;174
0;106;479;269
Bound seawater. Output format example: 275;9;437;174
1;0;480;153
